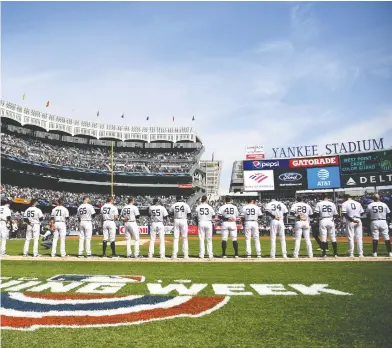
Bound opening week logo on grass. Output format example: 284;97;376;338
0;274;352;331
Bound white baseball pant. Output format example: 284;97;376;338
103;221;116;243
125;221;140;257
221;221;237;241
371;220;389;241
270;219;287;257
173;218;188;257
319;219;336;242
79;221;93;256
52;222;67;257
293;221;313;257
149;222;165;257
244;221;261;256
198;221;213;258
23;224;41;256
0;221;9;255
346;221;363;255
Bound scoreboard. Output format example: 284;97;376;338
243;150;392;191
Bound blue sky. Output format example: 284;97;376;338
2;2;392;193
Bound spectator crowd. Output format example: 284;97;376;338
1;133;198;173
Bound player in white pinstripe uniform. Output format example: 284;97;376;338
23;199;44;257
101;197;119;258
290;197;313;258
218;197;240;258
170;196;192;259
195;195;215;259
50;198;70;258
148;198;169;258
77;196;96;258
240;198;263;258
0;200;12;257
121;197;141;258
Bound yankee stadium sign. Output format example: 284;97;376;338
272;138;385;159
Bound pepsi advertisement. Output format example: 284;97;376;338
243;159;289;171
274;169;307;189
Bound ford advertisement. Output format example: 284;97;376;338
274;169;307;189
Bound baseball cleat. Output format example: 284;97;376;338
51;254;56;258
1;253;8;257
78;254;84;258
282;255;288;259
160;255;166;259
148;254;153;258
184;254;189;259
34;254;41;258
222;255;227;259
349;254;354;258
270;255;275;259
372;253;378;257
334;255;338;258
199;255;204;259
256;255;261;258
247;255;252;258
23;254;28;257
323;255;328;258
309;255;313;258
234;255;239;259
358;254;364;258
208;255;214;259
389;252;392;257
61;254;68;258
111;254;120;258
171;255;177;259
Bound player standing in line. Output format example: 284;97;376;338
195;195;215;259
366;194;392;257
240;198;263;258
101;197;119;258
77;196;96;258
148;198;168;258
265;199;288;258
121;197;141;258
314;193;338;258
50;198;70;258
0;200;12;257
290;197;313;258
218;197;240;258
23;199;44;257
170;196;192;259
341;194;365;257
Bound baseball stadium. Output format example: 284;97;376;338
1;2;392;348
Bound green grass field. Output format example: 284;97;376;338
1;237;392;348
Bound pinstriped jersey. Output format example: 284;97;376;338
241;204;262;222
170;202;191;219
314;201;338;219
195;203;215;222
218;204;239;220
23;206;43;224
341;200;364;219
121;204;140;221
290;202;313;221
101;203;119;221
149;205;168;223
51;206;70;222
0;205;11;221
77;203;96;221
265;201;288;220
366;202;390;220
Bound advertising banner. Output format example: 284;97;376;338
274;168;307;189
214;224;243;231
307;166;341;189
243;170;275;191
119;226;149;235
13;197;31;204
188;225;198;235
243;159;289;171
245;145;265;160
340;150;392;175
289;156;339;169
341;173;392;188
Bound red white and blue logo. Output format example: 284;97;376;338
253;161;262;168
0;275;229;331
249;173;268;183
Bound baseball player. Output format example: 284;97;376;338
0;200;12;257
265;199;288;258
366;194;392;257
170;196;191;259
341;194;365;257
290;197;313;258
50;198;70;257
148;198;168;258
195;195;215;259
101;197;119;258
218;197;240;258
314;193;338;258
23;199;44;257
77;196;96;258
240;198;263;258
121;197;141;258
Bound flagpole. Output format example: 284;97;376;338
111;141;114;197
